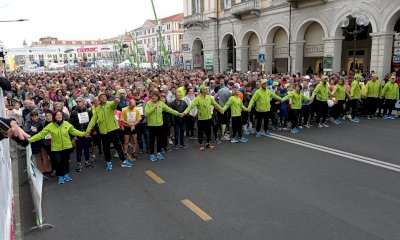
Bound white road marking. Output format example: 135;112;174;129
269;133;400;173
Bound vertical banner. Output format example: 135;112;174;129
204;53;214;72
0;89;13;240
26;147;44;226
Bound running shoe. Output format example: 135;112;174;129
64;174;72;182
350;118;359;123
265;130;272;137
305;124;311;129
181;144;188;148
84;160;94;168
322;123;329;128
106;162;113;171
150;155;158;162
76;163;82;172
367;115;372;120
58;176;64;185
174;145;179;150
298;126;303;129
250;128;257;134
215;139;222;144
199;145;205;151
221;135;231;141
255;132;261;138
334;119;341;125
121;160;134;167
239;137;248;143
389;115;395;120
206;143;215;149
113;152;119;158
318;124;324;128
157;153;165;161
383;115;389;120
230;138;239;143
290;128;299;133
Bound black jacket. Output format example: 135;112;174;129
170;100;187;124
70;107;92;131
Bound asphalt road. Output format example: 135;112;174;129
22;118;400;240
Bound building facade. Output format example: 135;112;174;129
130;13;184;65
183;0;400;79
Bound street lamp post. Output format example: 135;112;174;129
340;8;370;77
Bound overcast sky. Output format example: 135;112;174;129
0;0;183;48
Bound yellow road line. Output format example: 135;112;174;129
145;170;166;184
181;199;213;222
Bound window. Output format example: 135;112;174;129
224;0;231;9
167;35;171;41
88;53;92;57
48;55;52;58
179;35;183;40
69;54;73;57
144;39;147;44
194;0;201;14
59;54;63;57
152;38;155;43
148;29;150;34
167;24;171;30
179;24;183;29
51;41;55;45
152;28;155;33
143;30;146;35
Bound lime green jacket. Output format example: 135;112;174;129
29;121;84;151
145;100;179;126
183;94;222;120
350;80;362;99
381;82;399;100
312;83;330;101
222;95;248;117
87;101;119;134
282;91;311;110
248;88;281;112
365;80;382;98
332;84;347;101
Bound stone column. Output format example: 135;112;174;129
290;41;305;74
220;47;229;72
370;32;395;79
236;45;249;72
259;43;274;73
323;37;344;73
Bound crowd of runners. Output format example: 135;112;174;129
2;67;399;185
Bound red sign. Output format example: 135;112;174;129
77;47;97;53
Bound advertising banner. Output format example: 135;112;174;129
204;53;214;71
26;147;44;226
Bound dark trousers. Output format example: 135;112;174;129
149;126;163;154
76;137;92;162
350;99;360;118
241;111;249;126
290;109;299;129
161;125;170;149
366;97;379;116
137;123;150;151
185;116;195;137
299;105;310;125
231;116;242;138
315;100;328;124
101;130;126;162
255;111;270;132
53;149;72;176
174;121;186;146
383;99;396;115
197;119;212;145
333;100;346;119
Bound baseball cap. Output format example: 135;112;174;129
199;85;208;91
261;79;267;85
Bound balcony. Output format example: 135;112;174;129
183;14;204;27
230;0;261;19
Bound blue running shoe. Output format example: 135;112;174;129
106;162;113;171
290;128;299;134
121;160;133;168
239;137;248;143
150;155;158;162
58;176;64;184
334;119;341;125
255;132;261;138
230;138;239;143
63;174;72;182
265;130;272;137
389;115;395;120
157;153;165;161
383;115;389;120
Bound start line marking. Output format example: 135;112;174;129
269;133;400;173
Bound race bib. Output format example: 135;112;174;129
78;112;89;124
137;107;143;116
45;133;52;139
127;112;136;122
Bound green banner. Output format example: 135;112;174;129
204;53;214;71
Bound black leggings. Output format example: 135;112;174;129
333;100;346;120
290;109;299;129
255;111;271;132
53;149;72;177
299;105;310;126
383;99;396;115
149;126;164;154
366;97;379;116
315;100;328;124
231;116;242;138
197;119;212;145
186;116;196;137
101;130;126;162
350;99;360;119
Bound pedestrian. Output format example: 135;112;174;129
171;93;188;149
120;99;142;161
381;75;399;119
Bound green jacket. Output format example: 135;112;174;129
29;121;84;151
312;82;330;101
87;101;119;134
248;88;281;112
332;84;347;101
350;80;362;99
282;91;311;110
381;82;399;100
222;95;248;117
145;100;179;126
365;80;382;98
183;94;222;120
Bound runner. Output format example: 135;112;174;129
120;99;142;161
281;84;311;133
311;76;330;128
381;75;399;119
